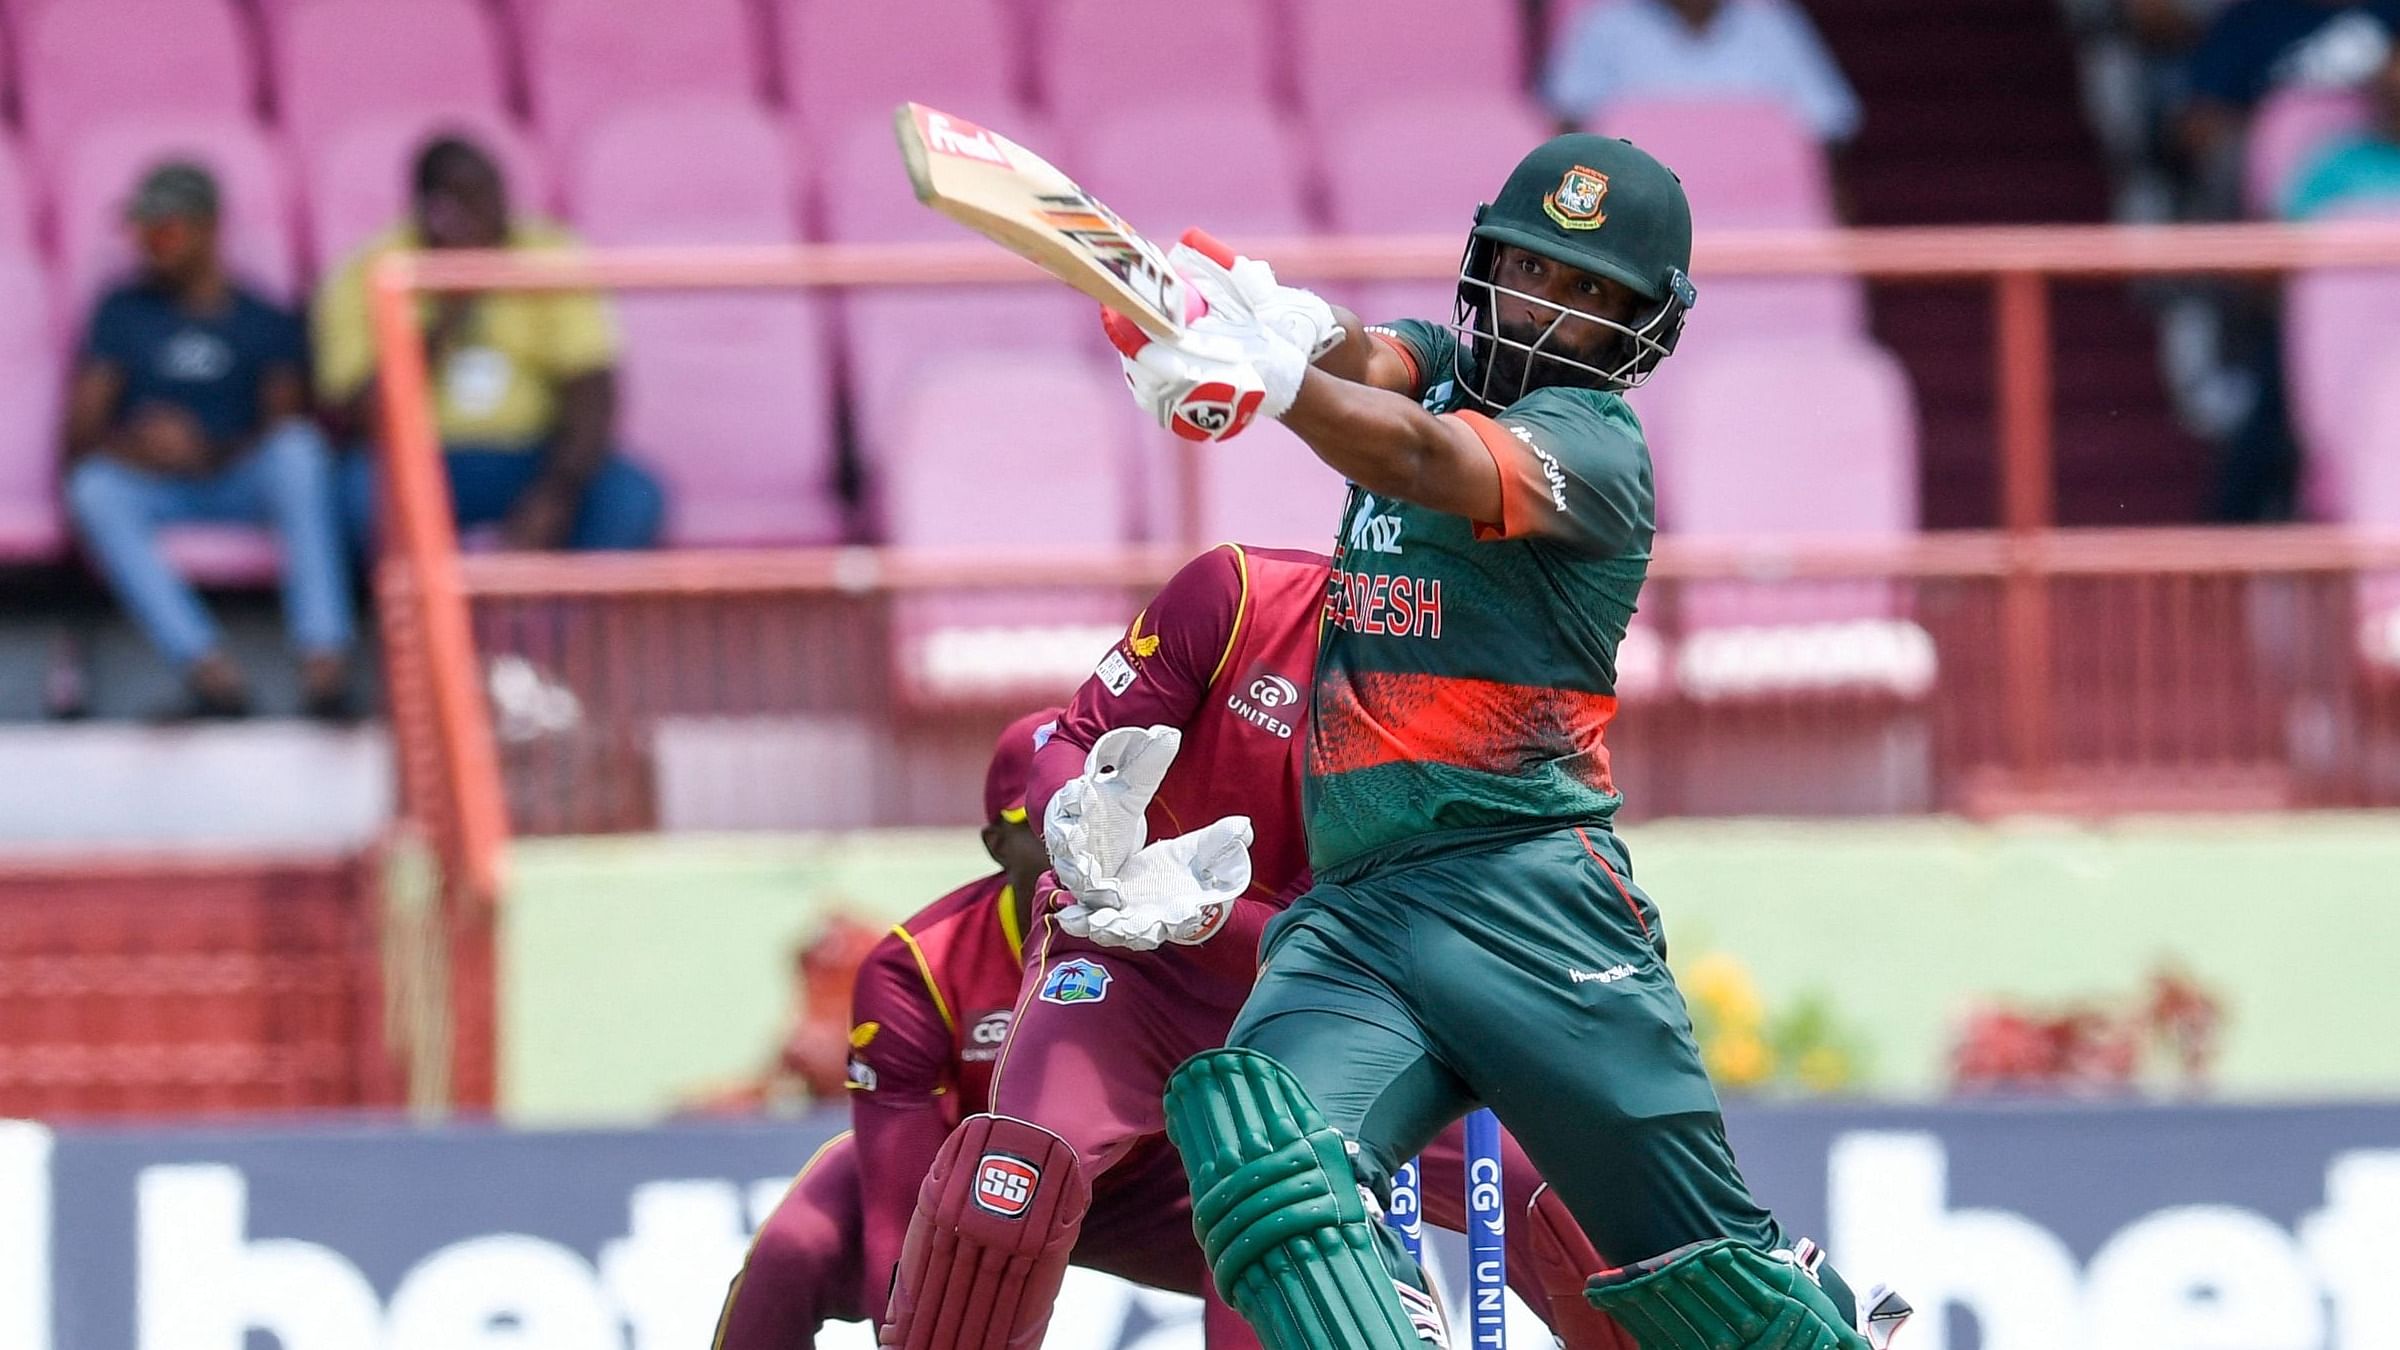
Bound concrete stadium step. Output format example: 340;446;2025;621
0;722;390;848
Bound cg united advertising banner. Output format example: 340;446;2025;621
2;1101;2394;1350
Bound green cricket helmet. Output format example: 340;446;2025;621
1451;133;1698;404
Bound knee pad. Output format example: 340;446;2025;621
1522;1184;1640;1350
1584;1238;1867;1350
879;1114;1089;1350
1164;1048;1426;1350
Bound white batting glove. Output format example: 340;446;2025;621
1055;815;1253;950
1167;242;1341;365
1042;725;1181;895
1118;326;1291;443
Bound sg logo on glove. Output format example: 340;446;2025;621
1169;380;1265;443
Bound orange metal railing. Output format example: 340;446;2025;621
366;221;2400;1107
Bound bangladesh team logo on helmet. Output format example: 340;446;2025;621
1542;165;1610;230
1451;133;1698;403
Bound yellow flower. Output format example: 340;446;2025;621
1706;1029;1775;1088
1684;952;1767;1030
1795;1044;1852;1093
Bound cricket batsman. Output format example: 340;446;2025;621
1102;134;1916;1350
876;543;1639;1350
712;709;1230;1348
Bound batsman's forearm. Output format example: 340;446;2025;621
1280;371;1500;522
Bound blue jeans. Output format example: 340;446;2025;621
66;419;356;670
342;446;665;552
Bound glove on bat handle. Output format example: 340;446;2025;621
1099;228;1240;358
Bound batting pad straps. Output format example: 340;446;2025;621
1583;1239;1868;1350
1165;1049;1426;1350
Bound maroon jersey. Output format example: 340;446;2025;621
844;872;1028;1322
1026;543;1329;971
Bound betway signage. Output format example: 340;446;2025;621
3;1103;2395;1350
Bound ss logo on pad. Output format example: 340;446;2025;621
974;1154;1040;1218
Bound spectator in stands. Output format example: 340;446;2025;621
2285;43;2400;214
2178;0;2399;212
315;136;663;552
63;163;355;719
1543;0;1862;145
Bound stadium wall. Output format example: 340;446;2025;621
10;1104;2396;1350
500;815;2400;1121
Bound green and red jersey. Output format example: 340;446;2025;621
1303;318;1657;874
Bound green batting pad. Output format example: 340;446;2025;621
1165;1049;1425;1350
1585;1240;1866;1350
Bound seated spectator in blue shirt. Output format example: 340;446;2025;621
63;163;354;719
2180;0;2400;209
1543;0;1862;145
2286;45;2400;215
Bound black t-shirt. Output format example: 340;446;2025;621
81;281;306;449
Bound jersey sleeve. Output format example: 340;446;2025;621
1362;318;1456;403
1445;387;1654;558
1025;543;1249;832
847;935;958;1323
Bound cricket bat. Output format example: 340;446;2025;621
895;102;1209;342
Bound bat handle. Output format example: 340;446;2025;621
1179;228;1237;267
1101;227;1235;350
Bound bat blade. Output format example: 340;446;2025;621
895;102;1193;340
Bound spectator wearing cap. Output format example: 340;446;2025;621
314;135;663;553
1543;0;1863;145
2179;0;2400;211
63;162;355;719
2286;42;2400;215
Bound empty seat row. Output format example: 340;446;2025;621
0;0;1532;171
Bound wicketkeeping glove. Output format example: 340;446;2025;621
1041;725;1181;895
1055;815;1253;950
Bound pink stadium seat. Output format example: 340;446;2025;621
526;0;761;156
271;0;506;159
566;99;833;544
1322;92;1549;323
20;0;256;167
305;106;550;275
1290;0;1523;129
1068;98;1311;245
1652;337;1919;629
822;113;1089;444
0;259;63;561
1039;0;1276;126
570;98;796;244
1186;419;1349;553
56;118;298;312
777;0;1019;139
2246;87;2368;217
2286;250;2400;519
1591;97;1834;229
1648;337;1932;811
883;353;1134;702
618;297;844;545
1587;97;1864;337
